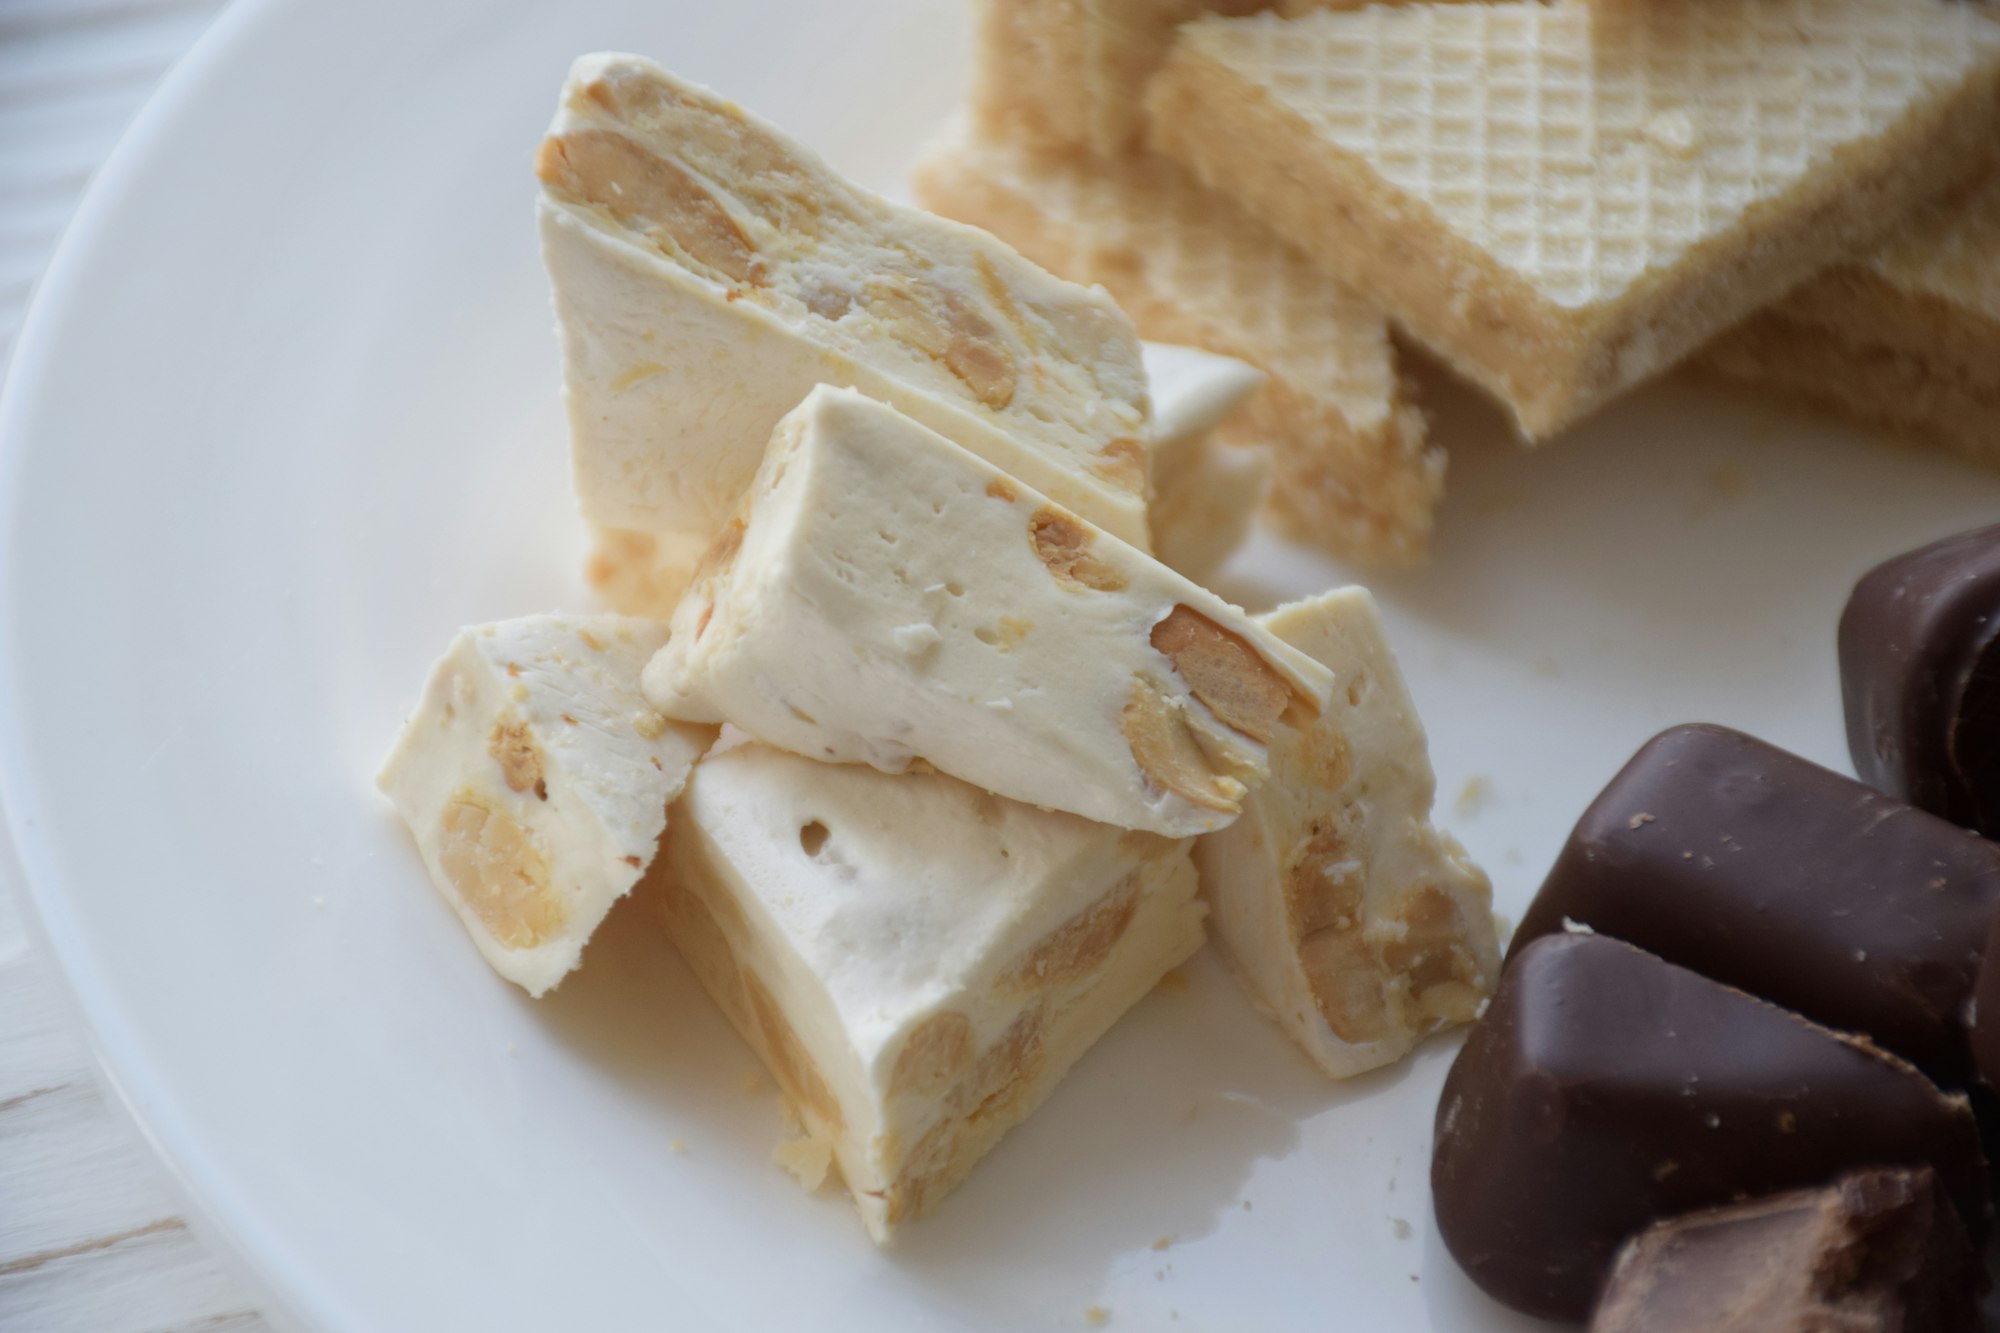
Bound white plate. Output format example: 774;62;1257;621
4;1;1998;1329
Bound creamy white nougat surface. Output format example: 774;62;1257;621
1143;343;1270;582
377;615;714;996
583;525;708;620
537;52;1153;550
642;386;1334;837
657;739;1204;1242
1195;589;1499;1077
1146;343;1267;479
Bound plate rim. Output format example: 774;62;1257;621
0;0;346;1326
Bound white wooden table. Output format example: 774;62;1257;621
1;2;272;1327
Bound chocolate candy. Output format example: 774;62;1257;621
1510;723;2000;1083
1589;1168;1979;1333
1841;523;2000;840
1971;910;2000;1090
1432;933;1988;1322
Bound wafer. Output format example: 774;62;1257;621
1146;0;2000;438
967;0;1426;156
1707;174;2000;469
969;0;1270;156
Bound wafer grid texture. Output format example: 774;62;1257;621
966;0;1434;156
932;142;1401;435
1148;0;2000;435
1177;1;1996;311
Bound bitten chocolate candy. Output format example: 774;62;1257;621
1589;1168;1979;1333
1841;524;2000;840
1432;933;1988;1322
1511;723;2000;1083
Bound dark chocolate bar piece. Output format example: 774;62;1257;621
1589;1168;1979;1333
1841;523;2000;841
1432;933;1988;1322
1510;723;2000;1083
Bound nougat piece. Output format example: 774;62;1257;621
1195;588;1497;1078
912;122;1439;567
1146;0;2000;438
643;386;1333;837
1434;933;1989;1322
583;526;708;621
1703;314;2000;472
655;740;1205;1243
1589;1169;1980;1333
1706;175;2000;471
1142;343;1270;582
585;344;1267;609
536;52;1153;551
377;615;714;995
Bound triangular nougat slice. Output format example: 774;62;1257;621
643;386;1334;838
1195;588;1498;1077
583;343;1270;614
538;53;1153;550
377;615;714;995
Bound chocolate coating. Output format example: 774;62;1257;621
1971;910;2000;1091
1589;1168;1979;1333
1432;934;1988;1322
1841;524;2000;840
1511;723;2000;1083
